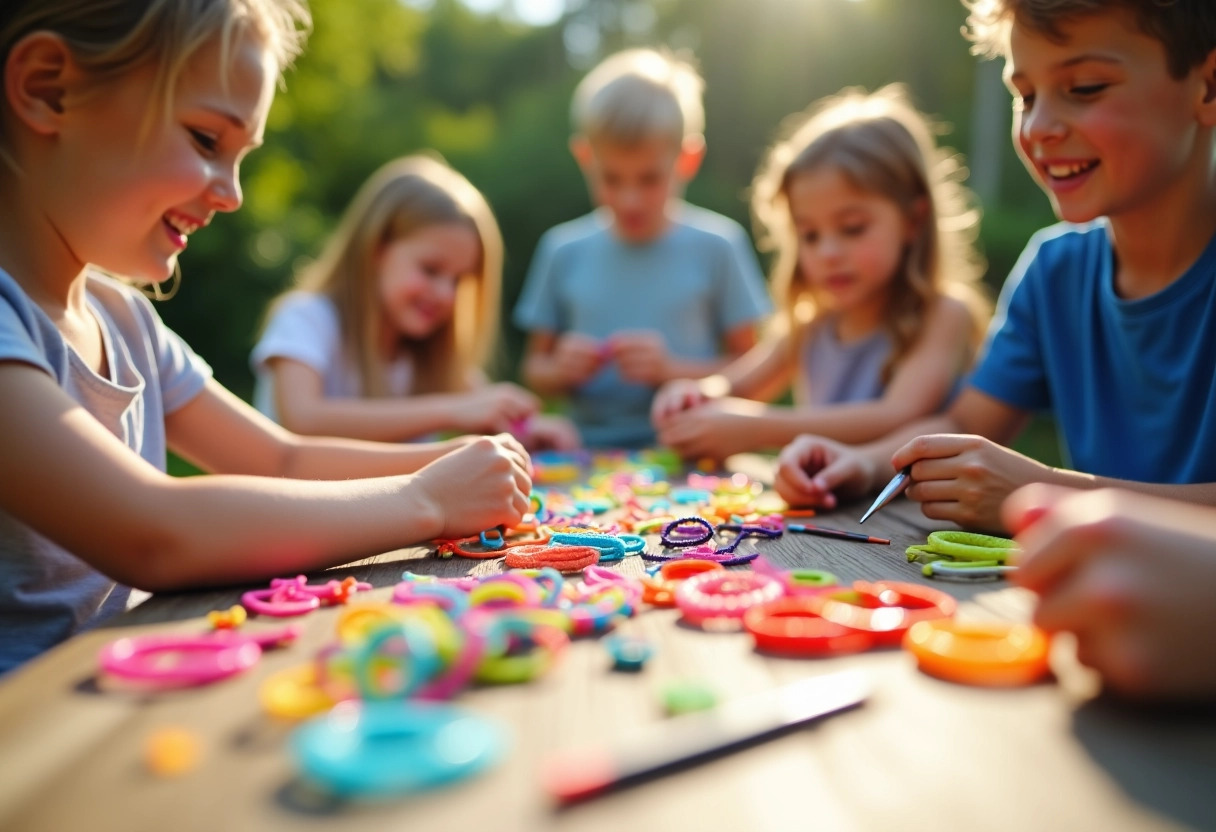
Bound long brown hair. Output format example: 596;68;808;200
751;84;990;382
271;154;503;397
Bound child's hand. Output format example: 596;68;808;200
893;434;1054;532
774;434;876;509
1004;484;1216;700
553;333;604;387
651;378;712;425
412;434;532;539
657;397;762;460
457;383;540;434
609;330;670;386
523;414;583;451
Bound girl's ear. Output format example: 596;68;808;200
4;32;77;136
1196;47;1216;125
569;135;594;173
906;196;930;242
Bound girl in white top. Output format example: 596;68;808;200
0;0;530;672
652;85;990;460
254;155;578;448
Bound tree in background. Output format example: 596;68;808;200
167;0;1053;403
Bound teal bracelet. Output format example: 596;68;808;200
550;532;626;562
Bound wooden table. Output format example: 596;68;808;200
2;462;1214;832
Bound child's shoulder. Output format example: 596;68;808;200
1024;219;1109;261
537;211;610;252
673;202;750;245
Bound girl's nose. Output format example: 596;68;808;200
207;163;243;213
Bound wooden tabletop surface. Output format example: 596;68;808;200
1;458;1214;832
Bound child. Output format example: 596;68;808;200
514;48;773;449
1004;484;1216;701
652;85;989;461
0;0;530;674
775;0;1216;532
253;154;579;449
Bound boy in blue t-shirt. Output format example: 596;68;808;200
773;0;1216;532
514;49;771;448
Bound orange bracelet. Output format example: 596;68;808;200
504;544;600;573
641;559;724;607
902;620;1051;687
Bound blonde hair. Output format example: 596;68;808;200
752;84;990;382
571;47;705;147
964;0;1216;79
0;0;310;172
277;155;504;398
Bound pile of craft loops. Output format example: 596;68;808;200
259;567;647;721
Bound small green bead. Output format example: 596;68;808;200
661;681;718;716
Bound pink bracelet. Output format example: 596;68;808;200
100;635;262;688
241;582;321;617
675;571;785;629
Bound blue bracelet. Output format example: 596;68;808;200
291;700;505;798
550;532;626;562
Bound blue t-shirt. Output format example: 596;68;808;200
970;220;1216;483
514;203;771;447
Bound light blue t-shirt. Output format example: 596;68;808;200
970;220;1216;483
514;203;771;447
0;268;211;675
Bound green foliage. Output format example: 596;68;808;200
160;0;1054;433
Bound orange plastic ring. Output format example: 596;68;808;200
902;619;1051;687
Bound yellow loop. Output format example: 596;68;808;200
259;664;335;720
334;603;409;644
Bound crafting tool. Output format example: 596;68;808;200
542;671;869;804
859;466;911;524
787;524;890;545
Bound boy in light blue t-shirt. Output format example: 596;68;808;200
772;0;1216;533
514;49;771;448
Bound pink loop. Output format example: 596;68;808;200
100;635;261;688
241;585;320;617
675;571;785;627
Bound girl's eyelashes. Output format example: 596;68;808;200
1069;83;1108;97
188;127;219;154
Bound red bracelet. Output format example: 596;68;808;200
503;544;600;573
807;581;956;646
743;597;875;656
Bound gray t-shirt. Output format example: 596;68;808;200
0;268;211;674
514;203;771;447
251;291;414;423
796;319;893;406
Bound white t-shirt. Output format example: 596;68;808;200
251;292;413;421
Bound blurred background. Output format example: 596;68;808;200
167;0;1061;463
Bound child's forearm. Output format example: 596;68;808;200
776;401;956;448
276;435;467;480
1038;471;1216;508
280;394;467;442
664;355;733;384
129;473;443;591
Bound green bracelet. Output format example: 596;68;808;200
906;531;1018;564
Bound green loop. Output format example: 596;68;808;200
906;531;1017;564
